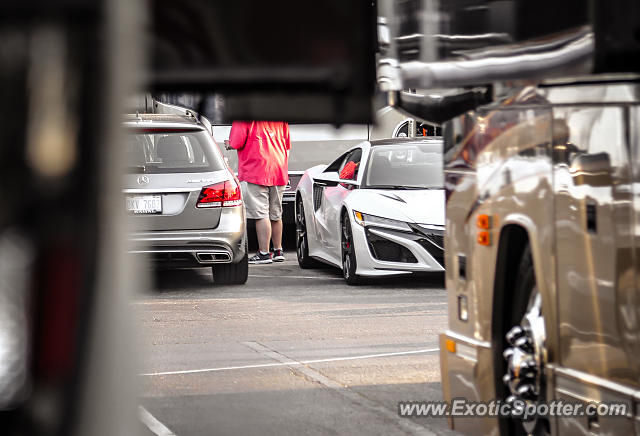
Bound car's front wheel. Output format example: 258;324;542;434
341;211;361;285
213;253;248;285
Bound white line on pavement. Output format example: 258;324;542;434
139;405;176;436
131;299;226;305
140;347;439;377
248;274;344;280
243;341;437;436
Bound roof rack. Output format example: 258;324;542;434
185;109;198;120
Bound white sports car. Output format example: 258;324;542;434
295;137;445;284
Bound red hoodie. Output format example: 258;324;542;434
229;121;290;186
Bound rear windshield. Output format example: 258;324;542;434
125;130;224;173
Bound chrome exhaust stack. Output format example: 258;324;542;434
398;27;594;90
378;24;595;125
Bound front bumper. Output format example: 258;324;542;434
127;207;246;266
350;221;445;276
439;332;499;435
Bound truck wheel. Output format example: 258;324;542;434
502;246;549;436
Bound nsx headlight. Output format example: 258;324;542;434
353;211;411;232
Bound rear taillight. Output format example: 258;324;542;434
196;180;242;208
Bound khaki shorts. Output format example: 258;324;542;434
241;182;286;220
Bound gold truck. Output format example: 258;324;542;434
440;79;640;435
378;0;640;434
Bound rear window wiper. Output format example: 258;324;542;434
126;164;163;173
127;165;147;173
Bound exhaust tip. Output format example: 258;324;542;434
196;252;231;263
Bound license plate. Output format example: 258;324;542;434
126;195;162;214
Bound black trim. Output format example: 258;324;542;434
365;229;418;263
390;88;493;125
364;225;445;267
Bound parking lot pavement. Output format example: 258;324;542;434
135;258;460;436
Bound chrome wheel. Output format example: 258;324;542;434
503;287;548;435
297;235;306;260
341;212;359;284
343;250;351;279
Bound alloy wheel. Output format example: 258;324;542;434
296;199;306;258
341;216;353;280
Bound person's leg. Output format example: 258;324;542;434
270;219;282;250
242;182;272;263
268;186;286;261
256;218;272;253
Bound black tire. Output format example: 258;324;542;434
341;211;361;285
296;197;321;269
503;246;549;436
213;253;248;285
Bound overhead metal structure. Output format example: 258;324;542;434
378;0;640;124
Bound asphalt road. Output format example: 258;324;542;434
135;254;460;436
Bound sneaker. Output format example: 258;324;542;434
249;252;272;264
272;249;285;262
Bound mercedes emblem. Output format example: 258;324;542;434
137;175;150;185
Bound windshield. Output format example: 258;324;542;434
124;130;225;173
363;143;443;189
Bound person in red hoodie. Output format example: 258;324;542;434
228;121;291;264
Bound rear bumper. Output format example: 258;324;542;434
439;332;500;435
127;207;246;265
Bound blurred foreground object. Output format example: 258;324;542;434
378;0;640;124
0;231;32;409
0;0;140;435
147;0;377;124
376;1;640;436
0;1;380;435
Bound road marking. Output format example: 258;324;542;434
131;299;228;305
243;341;438;436
140;347;439;376
139;405;176;436
248;274;343;280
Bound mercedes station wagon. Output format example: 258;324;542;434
123;113;248;284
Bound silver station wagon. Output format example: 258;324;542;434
123;113;248;284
